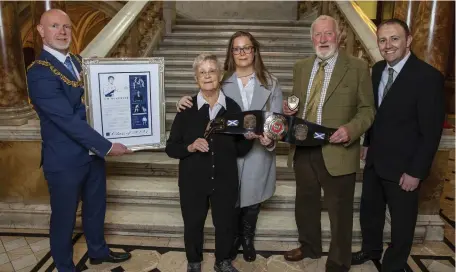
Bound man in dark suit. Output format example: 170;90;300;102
351;19;445;272
27;9;132;272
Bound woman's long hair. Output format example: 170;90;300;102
222;31;272;88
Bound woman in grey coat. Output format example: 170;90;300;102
176;31;283;262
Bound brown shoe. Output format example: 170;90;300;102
284;247;320;262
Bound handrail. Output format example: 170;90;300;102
81;1;149;58
335;1;382;64
297;1;382;66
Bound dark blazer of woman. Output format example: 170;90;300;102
166;94;253;194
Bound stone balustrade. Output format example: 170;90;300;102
81;1;164;58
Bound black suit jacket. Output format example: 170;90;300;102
364;53;445;182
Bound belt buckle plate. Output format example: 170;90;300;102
264;114;288;140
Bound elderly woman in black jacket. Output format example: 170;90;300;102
165;53;252;272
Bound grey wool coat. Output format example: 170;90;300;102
221;73;283;207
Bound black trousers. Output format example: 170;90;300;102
360;165;419;271
179;185;237;263
294;146;356;272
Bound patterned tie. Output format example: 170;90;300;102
64;56;78;79
383;67;395;99
304;61;327;123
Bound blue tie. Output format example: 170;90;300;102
64;56;78;79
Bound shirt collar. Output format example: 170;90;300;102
316;51;339;65
197;90;226;110
386;51;411;74
236;72;256;81
43;45;71;64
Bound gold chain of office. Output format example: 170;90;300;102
27;53;84;88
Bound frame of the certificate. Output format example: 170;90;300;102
82;57;165;151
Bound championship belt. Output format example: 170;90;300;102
204;110;337;146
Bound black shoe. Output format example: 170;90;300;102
214;260;238;272
229;236;241;260
89;250;132;265
187;262;201;272
351;251;381;265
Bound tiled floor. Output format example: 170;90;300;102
0;153;454;271
0;228;454;272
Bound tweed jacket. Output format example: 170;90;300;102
287;51;375;176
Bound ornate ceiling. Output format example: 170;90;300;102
19;1;125;53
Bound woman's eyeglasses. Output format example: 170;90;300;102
197;69;218;78
232;46;254;55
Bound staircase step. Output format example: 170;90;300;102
93;203;404;243
164;70;293;82
163;83;293;98
175;18;313;26
106;176;363;210
106;152;365;181
167;31;310;40
154;50;313;60
164;59;296;70
173;24;310;33
106;151;295;180
160;38;312;51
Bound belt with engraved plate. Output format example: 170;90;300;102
204;110;337;146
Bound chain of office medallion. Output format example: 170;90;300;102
27;53;83;88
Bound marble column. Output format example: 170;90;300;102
0;1;35;126
409;1;454;75
393;0;419;30
31;1;67;59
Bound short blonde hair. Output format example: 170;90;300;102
192;53;223;74
310;15;340;37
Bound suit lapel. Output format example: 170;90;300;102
71;54;82;76
40;50;78;82
324;52;349;104
296;57;315;118
250;77;271;110
221;73;244;110
378;53;416;108
372;61;385;108
385;54;415;95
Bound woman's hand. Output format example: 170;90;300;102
188;138;209;152
177;96;193;112
259;132;273;147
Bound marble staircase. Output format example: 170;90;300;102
102;153;426;243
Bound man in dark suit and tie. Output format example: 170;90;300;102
27;9;132;272
351;19;445;272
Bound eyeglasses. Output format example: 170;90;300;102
197;69;218;78
231;46;254;55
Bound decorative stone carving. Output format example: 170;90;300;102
110;1;163;58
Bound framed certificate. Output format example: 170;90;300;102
82;57;166;151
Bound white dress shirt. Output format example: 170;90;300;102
197;90;226;120
302;52;339;125
378;51;411;105
43;45;79;80
236;73;256;110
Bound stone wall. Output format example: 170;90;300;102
176;1;297;20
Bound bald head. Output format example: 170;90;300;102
37;9;72;54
